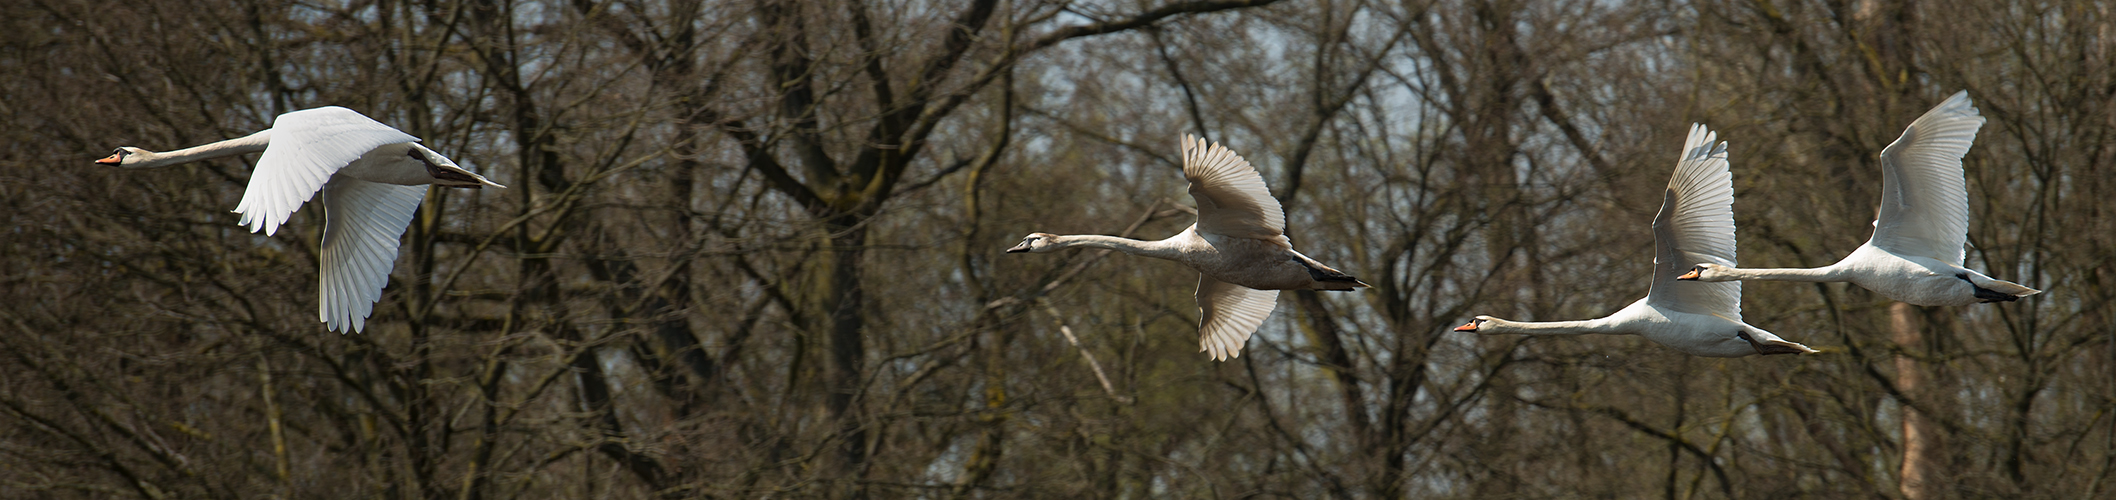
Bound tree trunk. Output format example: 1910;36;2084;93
825;219;872;499
1893;302;1937;499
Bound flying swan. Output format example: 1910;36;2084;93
1456;124;1814;357
1007;135;1368;361
1677;91;2039;306
97;106;504;332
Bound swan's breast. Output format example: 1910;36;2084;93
1639;308;1759;357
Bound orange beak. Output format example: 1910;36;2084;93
1452;321;1478;332
1677;268;1702;280
95;153;123;165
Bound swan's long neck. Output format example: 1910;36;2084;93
129;129;273;168
1054;234;1185;260
1715;265;1844;282
1490;317;1623;336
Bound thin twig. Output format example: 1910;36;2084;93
1035;297;1131;405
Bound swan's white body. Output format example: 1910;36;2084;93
98;106;503;333
1008;135;1367;361
1457;125;1813;358
1681;91;2039;306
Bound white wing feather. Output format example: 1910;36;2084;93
1871;91;1982;264
1648;124;1742;319
318;177;427;333
1196;275;1279;361
1182;135;1287;245
235;107;418;235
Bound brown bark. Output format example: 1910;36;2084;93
1893;302;1938;499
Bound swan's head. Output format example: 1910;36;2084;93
95;147;152;167
1452;315;1498;333
1678;263;1731;282
1006;233;1060;253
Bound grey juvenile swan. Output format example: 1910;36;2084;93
1007;135;1368;361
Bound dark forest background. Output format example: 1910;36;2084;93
3;0;2111;498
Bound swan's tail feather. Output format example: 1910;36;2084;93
1292;251;1369;291
1965;273;2041;301
1982;278;2040;297
1755;339;1817;356
1973;279;2040;302
410;143;506;188
1739;331;1818;356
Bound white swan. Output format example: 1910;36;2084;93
1455;124;1813;357
97;106;504;333
1007;135;1368;361
1678;91;2040;306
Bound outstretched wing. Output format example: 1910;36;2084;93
1196;275;1279;361
1182;134;1287;246
1647;124;1742;319
317;177;427;333
235;106;417;235
1870;91;1982;264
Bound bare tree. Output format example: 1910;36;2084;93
3;0;2113;498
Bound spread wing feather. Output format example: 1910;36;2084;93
1196;275;1279;361
318;178;427;333
1648;124;1743;319
1871;91;1982;264
1182;135;1287;246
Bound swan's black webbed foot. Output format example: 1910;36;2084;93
1974;288;2020;302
